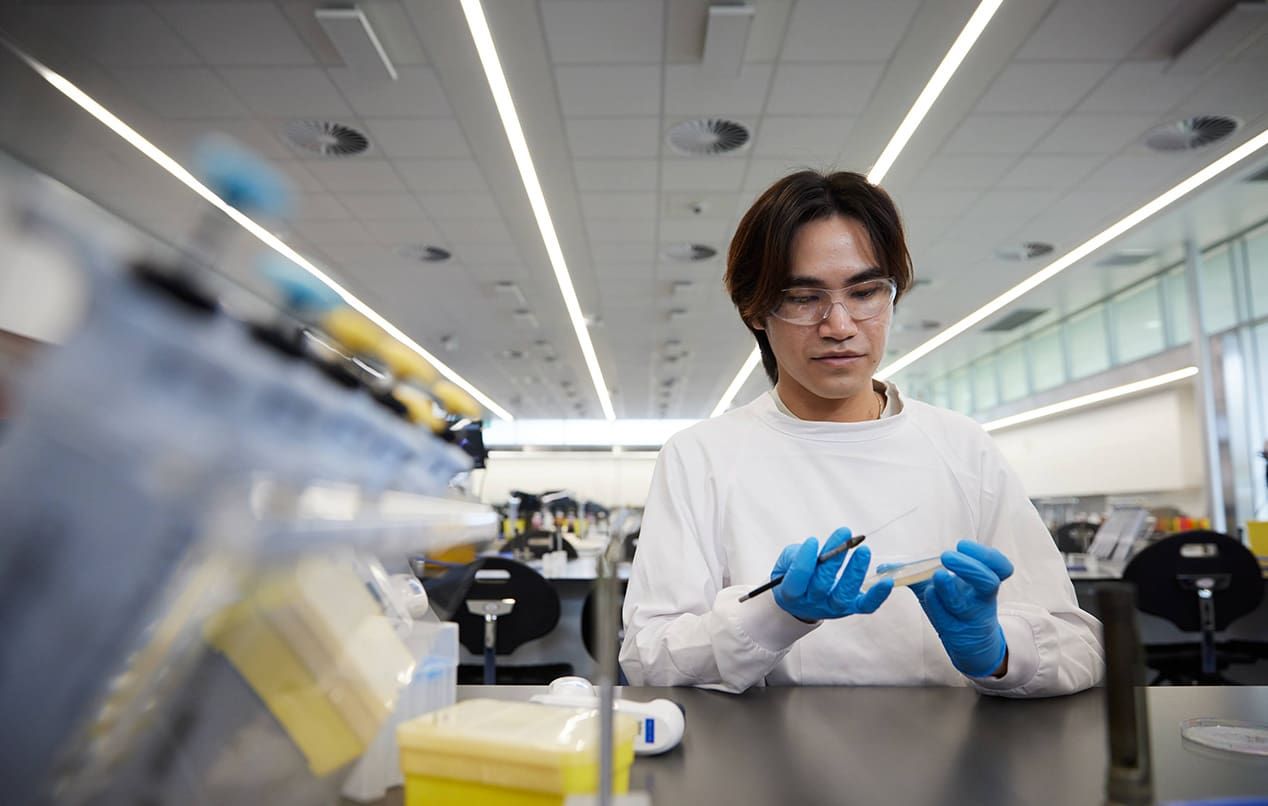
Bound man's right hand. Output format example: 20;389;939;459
771;527;893;622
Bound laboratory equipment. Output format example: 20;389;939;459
1179;718;1268;757
395;699;639;805
531;677;685;756
1098;583;1153;806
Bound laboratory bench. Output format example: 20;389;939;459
368;684;1268;805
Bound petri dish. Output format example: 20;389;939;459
870;556;942;587
1180;717;1268;757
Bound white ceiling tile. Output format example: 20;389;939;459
142;118;292;161
327;66;452;117
339;192;428;220
272;160;326;192
782;0;921;62
438;218;514;244
657;218;730;243
304;159;407;193
290;217;374;245
580;192;659;219
661;159;745;191
953;189;1061;237
752;116;854;160
1077;61;1204;114
111;68;248;118
450;241;523;265
574;159;660;190
394;159;488;193
976;62;1114;114
940;114;1059;155
1077;153;1203;193
1016;0;1181;61
291;193;350;220
542;0;664;64
155;2;314;65
10;6;200;66
349;1;428;67
362;118;470;158
743;158;812;192
663;64;773;116
565;117;662;158
219;67;351;116
1032;113;1160;154
909;155;1012;190
555;65;662;117
896;190;983;222
417;193;503;220
1170;60;1268;120
588;217;656;242
591;241;658;264
361;218;446;244
1024;189;1143;245
766;63;885;116
996;154;1104;190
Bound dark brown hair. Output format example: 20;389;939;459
724;170;914;384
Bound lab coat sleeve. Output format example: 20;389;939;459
967;438;1106;697
620;439;818;692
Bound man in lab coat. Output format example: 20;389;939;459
620;171;1104;696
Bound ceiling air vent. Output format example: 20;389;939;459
398;244;451;263
994;242;1054;262
1144;115;1240;152
661;242;717;262
283;120;370;157
666;118;750;156
983;308;1049;333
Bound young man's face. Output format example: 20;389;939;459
753;215;893;419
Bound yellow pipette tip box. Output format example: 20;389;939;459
397;699;638;806
431;380;482;419
324;308;384;355
378;340;439;385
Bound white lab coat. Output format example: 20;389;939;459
620;388;1104;696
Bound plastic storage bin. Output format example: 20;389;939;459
397;698;638;806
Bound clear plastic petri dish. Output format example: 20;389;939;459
869;556;942;587
1179;717;1268;757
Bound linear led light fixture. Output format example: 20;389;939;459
459;0;617;421
878;123;1268;380
867;0;1003;184
708;1;1002;417
981;367;1198;433
2;37;512;421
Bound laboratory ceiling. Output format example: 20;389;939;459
2;0;1268;418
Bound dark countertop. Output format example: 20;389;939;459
455;684;1268;805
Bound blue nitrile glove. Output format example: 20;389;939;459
910;540;1014;678
771;527;893;622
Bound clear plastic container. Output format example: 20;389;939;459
869;555;943;587
1180;717;1268;757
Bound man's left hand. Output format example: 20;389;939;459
910;540;1013;678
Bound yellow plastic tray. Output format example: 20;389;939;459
398;699;638;806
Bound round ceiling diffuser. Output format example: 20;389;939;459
661;242;717;262
283;120;370;157
398;244;452;263
994;242;1054;262
666;118;750;156
1145;115;1240;152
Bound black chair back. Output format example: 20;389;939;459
1055;521;1098;553
452;557;561;656
1122;530;1263;631
580;582;628;664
